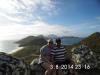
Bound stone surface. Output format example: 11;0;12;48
30;58;45;75
71;45;100;69
0;52;30;75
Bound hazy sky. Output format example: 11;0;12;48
0;0;100;40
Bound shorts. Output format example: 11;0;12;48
54;59;71;66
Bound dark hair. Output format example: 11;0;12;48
56;38;61;43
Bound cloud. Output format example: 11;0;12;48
0;0;56;13
0;0;57;24
0;0;69;41
89;25;100;29
0;20;73;40
96;16;100;20
1;0;100;40
73;22;100;36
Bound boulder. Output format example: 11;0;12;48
71;45;99;69
30;58;45;75
0;52;30;75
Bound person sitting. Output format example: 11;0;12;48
38;39;54;75
51;38;67;75
51;38;75;75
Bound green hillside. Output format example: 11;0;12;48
12;36;47;64
80;32;100;53
65;32;100;59
16;35;47;47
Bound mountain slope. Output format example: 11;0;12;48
80;32;100;52
12;35;47;63
16;35;47;47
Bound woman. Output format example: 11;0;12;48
39;39;54;75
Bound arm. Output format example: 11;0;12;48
40;46;52;64
41;53;50;63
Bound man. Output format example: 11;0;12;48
51;38;76;75
39;39;54;75
51;38;66;75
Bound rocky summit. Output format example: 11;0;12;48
0;52;30;75
71;45;100;69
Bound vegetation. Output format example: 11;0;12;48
80;32;100;53
12;35;47;64
16;35;47;47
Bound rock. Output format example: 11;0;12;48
30;58;45;75
0;52;30;75
71;45;99;69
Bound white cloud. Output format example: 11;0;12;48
89;25;100;29
0;20;74;40
0;0;57;24
0;0;56;13
0;0;63;41
0;0;78;41
96;16;100;20
0;0;68;41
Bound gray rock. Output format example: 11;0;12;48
30;58;45;75
71;45;99;69
0;52;30;75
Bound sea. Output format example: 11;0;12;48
0;37;83;54
0;40;23;54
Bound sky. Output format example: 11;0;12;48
0;0;100;40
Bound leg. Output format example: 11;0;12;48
52;70;56;75
69;60;77;75
58;66;64;75
41;62;53;75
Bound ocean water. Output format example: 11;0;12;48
0;37;83;53
0;40;19;53
61;37;83;45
